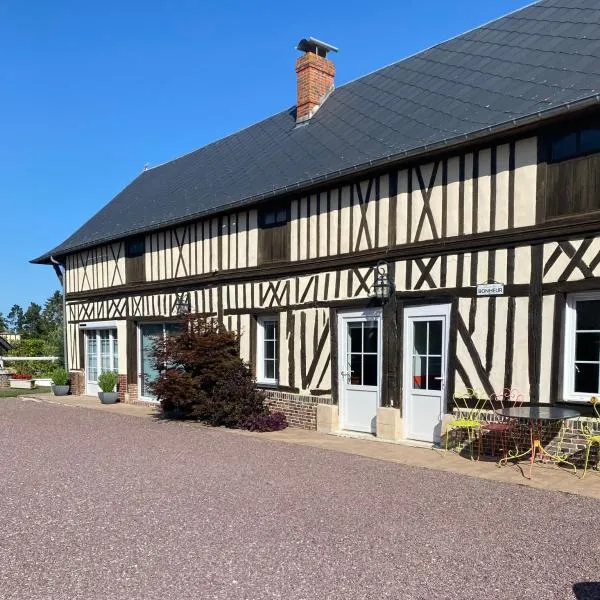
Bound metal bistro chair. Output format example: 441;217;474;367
580;397;600;479
481;388;524;459
444;389;489;460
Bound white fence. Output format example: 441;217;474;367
0;356;60;369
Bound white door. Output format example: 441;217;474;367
338;309;382;433
403;304;450;443
85;329;118;395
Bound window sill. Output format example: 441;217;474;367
257;381;279;388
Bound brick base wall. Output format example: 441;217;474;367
447;408;600;468
69;370;85;396
0;371;10;388
263;390;334;430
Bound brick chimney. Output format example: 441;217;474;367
295;38;338;124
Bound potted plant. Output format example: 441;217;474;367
51;368;70;396
97;371;119;404
9;373;35;390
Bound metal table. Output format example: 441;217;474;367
495;405;581;479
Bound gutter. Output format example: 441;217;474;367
31;92;600;264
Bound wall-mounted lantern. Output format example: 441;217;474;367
371;260;394;301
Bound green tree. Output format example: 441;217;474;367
21;303;44;338
41;291;64;362
6;305;24;333
0;312;6;332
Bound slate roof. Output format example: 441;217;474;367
0;336;13;354
33;0;600;263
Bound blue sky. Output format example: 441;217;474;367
0;0;529;315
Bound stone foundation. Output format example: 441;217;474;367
444;408;599;468
263;390;334;430
376;407;403;441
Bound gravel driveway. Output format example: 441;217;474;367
1;398;598;600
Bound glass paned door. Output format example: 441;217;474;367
403;305;450;443
139;323;183;401
338;311;382;434
86;329;118;395
139;324;164;400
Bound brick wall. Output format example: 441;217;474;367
0;370;10;388
69;370;85;395
447;408;599;468
263;390;334;430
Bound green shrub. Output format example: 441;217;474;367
9;338;60;377
97;371;119;393
50;368;69;386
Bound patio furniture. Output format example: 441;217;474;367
444;389;488;460
580;397;600;479
481;388;524;459
496;404;581;479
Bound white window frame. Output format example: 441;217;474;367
256;315;279;386
564;292;600;402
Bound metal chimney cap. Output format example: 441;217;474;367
297;37;339;57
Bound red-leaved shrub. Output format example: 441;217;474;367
148;315;284;431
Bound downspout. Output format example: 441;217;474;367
50;256;68;373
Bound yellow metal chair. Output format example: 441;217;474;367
444;388;489;460
580;397;600;479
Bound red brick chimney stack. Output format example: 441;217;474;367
295;38;338;124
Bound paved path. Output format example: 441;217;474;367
1;398;599;600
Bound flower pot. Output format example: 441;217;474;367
99;391;118;404
52;385;70;396
34;378;53;387
9;379;34;389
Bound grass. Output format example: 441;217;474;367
0;386;52;398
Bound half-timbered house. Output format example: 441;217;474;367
33;1;600;442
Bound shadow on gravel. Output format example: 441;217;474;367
573;582;600;599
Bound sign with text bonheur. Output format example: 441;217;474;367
476;283;504;296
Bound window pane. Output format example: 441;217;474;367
551;132;577;162
576;332;600;362
87;333;97;382
276;208;287;223
363;354;378;386
580;128;600;154
414;322;427;355
576;300;600;330
348;323;362;353
264;320;277;340
412;355;427;389
264;340;276;360
263;211;275;226
265;360;275;380
428;356;442;390
350;354;362;385
363;323;378;353
575;363;600;393
429;321;442;355
165;323;182;335
112;334;119;372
